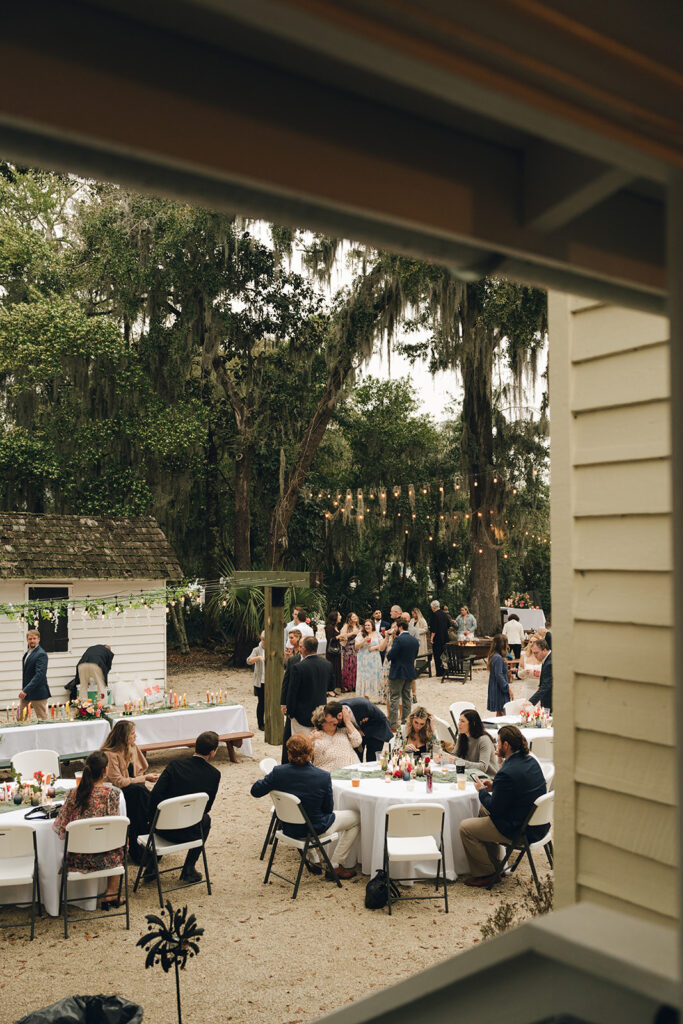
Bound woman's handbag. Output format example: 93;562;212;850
327;636;341;656
365;869;401;910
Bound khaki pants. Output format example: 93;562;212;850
78;663;106;700
323;809;360;868
459;807;511;877
17;697;48;722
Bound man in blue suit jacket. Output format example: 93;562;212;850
459;725;548;885
528;639;552;711
18;629;51;720
385;619;419;729
338;697;392;761
251;734;360;879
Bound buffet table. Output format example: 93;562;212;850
332;767;480;880
0;719;111;764
501;607;546;632
0;781;126;916
109;704;253;759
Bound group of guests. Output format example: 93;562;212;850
53;727;221;906
487;631;553;714
18;630;117;720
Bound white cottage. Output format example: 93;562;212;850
0;513;183;706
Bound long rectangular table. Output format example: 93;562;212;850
0;719;111;764
108;704;253;759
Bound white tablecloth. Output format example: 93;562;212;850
483;718;553;747
109;705;253;757
0;782;126;916
332;771;480;881
501;608;546;631
0;719;111;761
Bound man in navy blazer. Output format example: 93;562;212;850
338;697;392;762
18;629;51;720
528;639;552;711
286;636;335;733
251;734;360;879
385;619;419;729
459;725;548;885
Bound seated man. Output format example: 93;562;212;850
251;734;360;880
145;730;221;884
459;725;548;887
337;697;393;762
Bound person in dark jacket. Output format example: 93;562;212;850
428;600;451;677
18;629;50;720
459;725;548;885
528;639;552;711
251;734;360;879
286;637;334;733
487;634;511;715
337;697;393;761
66;643;114;700
386;619;419;729
280;629;303;764
144;730;220;884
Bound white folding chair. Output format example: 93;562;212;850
11;749;60;781
263;790;341;898
503;698;528;716
0;824;41;940
61;816;130;938
384;803;448;915
449;701;475;733
529;735;553;760
432;715;456;747
258;758;278;860
134;793;211;907
486;792;554;896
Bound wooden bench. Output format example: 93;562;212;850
138;730;254;763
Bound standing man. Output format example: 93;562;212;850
67;643;114;701
247;631;266;731
18;629;50;721
429;600;451;678
371;609;390;635
145;730;221;884
286;636;334;735
337;697;393;761
285;607;314;650
386;619;419;729
459;725;548;886
455;605;477;638
528;638;552;711
280;628;302;763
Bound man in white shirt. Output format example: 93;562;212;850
285;607;314;649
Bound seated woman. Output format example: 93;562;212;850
100;721;158;864
310;703;362;772
487;634;512;717
53;750;125;909
447;709;498;778
403;706;454;756
516;633;542;698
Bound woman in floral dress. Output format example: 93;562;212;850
339;612;360;692
54;750;125;908
354;619;385;702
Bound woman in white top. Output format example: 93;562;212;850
516;632;543;699
502;613;525;659
310;703;362;772
408;608;429;705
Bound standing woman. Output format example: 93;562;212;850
100;721;158;864
487;634;512;717
53;750;126;908
502;613;525;660
354;619;385;702
325;611;342;692
409;607;429;704
339;612;360;693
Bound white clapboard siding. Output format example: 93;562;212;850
576;886;678;929
0;578;168;705
550;293;675;924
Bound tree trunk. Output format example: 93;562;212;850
233;447;252;571
170;602;190;655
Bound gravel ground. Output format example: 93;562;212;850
1;659;549;1024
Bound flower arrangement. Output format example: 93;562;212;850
505;592;540;609
71;697;104;719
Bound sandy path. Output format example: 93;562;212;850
2;661;549;1024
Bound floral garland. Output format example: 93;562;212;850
0;582;204;624
504;591;540;609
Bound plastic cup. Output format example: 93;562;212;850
75;771;83;787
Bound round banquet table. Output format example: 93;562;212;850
0;718;111;762
332;768;480;881
0;781;126;916
109;704;253;758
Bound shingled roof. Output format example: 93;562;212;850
0;514;183;580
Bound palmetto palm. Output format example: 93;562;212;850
137;901;203;1024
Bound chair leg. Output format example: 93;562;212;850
201;841;212;896
315;839;341;888
123;853;130;930
30;872;36;940
441;847;449;914
264;835;278;884
260;811;277;860
525;842;542;897
292;842;308;900
485;846;513;890
544;842;554;868
62;871;68;940
35;856;43;918
509;849;525;874
133;836;153;893
385;850;391;916
150;839;164;908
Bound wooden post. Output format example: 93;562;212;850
264;586;285;747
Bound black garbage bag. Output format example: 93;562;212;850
15;994;143;1024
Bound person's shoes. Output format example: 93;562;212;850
101;895;125;909
303;859;322;876
412;695;417;703
180;867;203;884
464;874;497;887
325;866;356;881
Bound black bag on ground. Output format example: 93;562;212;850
15;994;143;1024
365;869;401;910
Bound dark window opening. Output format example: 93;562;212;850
27;586;69;653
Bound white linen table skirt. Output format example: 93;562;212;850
501;608;546;631
332;775;480;881
0;782;126;916
109;705;253;757
0;719;111;761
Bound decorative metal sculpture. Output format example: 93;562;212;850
137;901;203;1024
